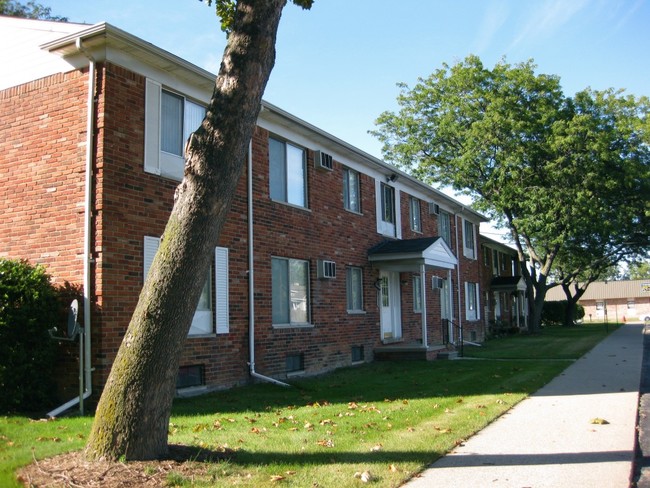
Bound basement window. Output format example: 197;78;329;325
286;353;305;374
351;345;365;363
177;364;205;389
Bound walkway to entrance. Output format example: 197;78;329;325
404;323;644;488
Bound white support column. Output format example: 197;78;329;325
421;264;428;347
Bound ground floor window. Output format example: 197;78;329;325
272;257;310;325
465;282;480;321
346;266;364;312
413;275;422;312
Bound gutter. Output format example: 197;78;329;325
246;141;290;388
47;37;95;417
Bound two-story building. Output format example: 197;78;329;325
479;236;527;335
0;16;490;412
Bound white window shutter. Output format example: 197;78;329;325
143;236;161;279
476;283;481;321
215;247;229;334
144;79;161;175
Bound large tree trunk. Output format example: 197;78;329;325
85;0;288;461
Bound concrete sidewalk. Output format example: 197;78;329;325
404;323;644;488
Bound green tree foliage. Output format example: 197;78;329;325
628;260;650;280
372;56;650;331
0;0;67;21
0;259;59;413
202;0;313;32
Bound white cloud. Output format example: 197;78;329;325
508;0;591;51
472;0;510;55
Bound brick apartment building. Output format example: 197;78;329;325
479;236;527;335
546;279;650;324
0;17;492;412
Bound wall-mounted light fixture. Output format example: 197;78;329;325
386;173;399;182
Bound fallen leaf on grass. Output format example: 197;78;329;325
354;470;374;482
270;475;285;482
370;443;382;452
316;439;335;448
389;464;399;472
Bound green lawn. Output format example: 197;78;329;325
1;322;620;487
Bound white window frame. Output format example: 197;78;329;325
343;167;361;213
375;180;401;238
409;196;422;232
413;275;422;313
465;281;480;321
269;137;307;208
272;257;311;326
144;236;229;335
346;266;364;313
438;210;451;246
144;79;206;181
463;219;476;260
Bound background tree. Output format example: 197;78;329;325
372;56;649;332
85;0;313;462
549;88;650;324
0;0;67;21
628;259;650;280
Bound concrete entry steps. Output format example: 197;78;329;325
374;343;452;361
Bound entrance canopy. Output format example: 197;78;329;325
490;276;527;293
368;237;458;271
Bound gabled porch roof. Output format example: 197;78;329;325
368;237;458;271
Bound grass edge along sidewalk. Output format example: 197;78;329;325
2;323;619;488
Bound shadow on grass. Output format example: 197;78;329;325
171;359;569;417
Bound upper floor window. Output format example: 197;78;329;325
409;197;422;232
438;211;451;246
463;219;476;260
343;168;361;213
492;249;499;276
145;79;206;181
269;137;307;207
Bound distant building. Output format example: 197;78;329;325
545;280;650;323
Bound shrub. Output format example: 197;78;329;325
542;300;585;326
0;259;59;413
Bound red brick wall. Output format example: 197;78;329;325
0;71;87;283
1;60;488;399
0;71;90;400
93;63;250;390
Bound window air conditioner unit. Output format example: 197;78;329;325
432;276;445;289
314;150;333;171
428;202;440;215
317;260;336;279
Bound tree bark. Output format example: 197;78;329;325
85;0;288;461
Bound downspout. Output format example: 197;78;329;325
420;264;427;347
247;140;290;387
455;213;463;350
48;38;95;417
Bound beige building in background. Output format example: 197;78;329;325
546;279;650;323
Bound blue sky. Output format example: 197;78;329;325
47;0;649;240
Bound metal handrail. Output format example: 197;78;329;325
441;318;463;357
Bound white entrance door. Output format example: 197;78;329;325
380;271;402;340
440;276;453;342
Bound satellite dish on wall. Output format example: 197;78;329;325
67;299;79;339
